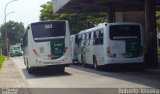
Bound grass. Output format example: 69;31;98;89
0;55;5;69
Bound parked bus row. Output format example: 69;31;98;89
71;22;144;69
22;20;144;74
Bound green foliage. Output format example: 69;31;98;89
157;11;160;30
0;55;5;69
39;3;107;34
0;21;25;55
40;3;54;21
0;21;25;45
156;11;160;17
158;48;160;56
0;35;3;49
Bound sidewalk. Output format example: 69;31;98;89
0;58;31;94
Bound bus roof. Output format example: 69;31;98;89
28;20;68;26
78;22;141;34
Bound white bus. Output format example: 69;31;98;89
76;22;144;69
9;44;23;57
70;34;78;63
22;20;72;74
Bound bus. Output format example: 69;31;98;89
10;44;23;57
76;22;144;69
22;20;72;74
70;34;78;63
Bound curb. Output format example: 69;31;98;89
0;58;32;94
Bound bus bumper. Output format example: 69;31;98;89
104;56;144;65
30;57;72;67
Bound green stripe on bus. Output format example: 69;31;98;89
50;38;65;59
126;40;141;58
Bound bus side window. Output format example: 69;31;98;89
89;32;93;45
89;32;91;39
94;31;97;39
95;30;100;45
99;29;104;45
94;30;103;45
78;34;82;46
89;32;92;45
22;30;28;48
86;33;89;46
93;31;97;45
22;26;29;48
81;34;85;46
75;34;79;45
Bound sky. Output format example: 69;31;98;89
0;0;50;27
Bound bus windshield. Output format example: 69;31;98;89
109;25;141;40
13;47;21;51
31;21;66;39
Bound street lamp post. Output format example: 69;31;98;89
4;0;17;59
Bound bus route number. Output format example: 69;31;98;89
45;24;52;29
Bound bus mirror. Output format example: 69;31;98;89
94;33;96;38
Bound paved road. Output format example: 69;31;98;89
12;56;160;93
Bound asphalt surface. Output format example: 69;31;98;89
10;56;160;94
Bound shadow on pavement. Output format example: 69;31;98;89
71;64;160;88
22;67;72;79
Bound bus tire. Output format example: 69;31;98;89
59;67;65;73
93;56;98;70
81;55;85;67
27;62;33;74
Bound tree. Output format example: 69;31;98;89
40;3;54;21
156;11;160;31
39;3;107;34
0;21;25;54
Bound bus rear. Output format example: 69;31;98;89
105;23;144;64
29;21;71;69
